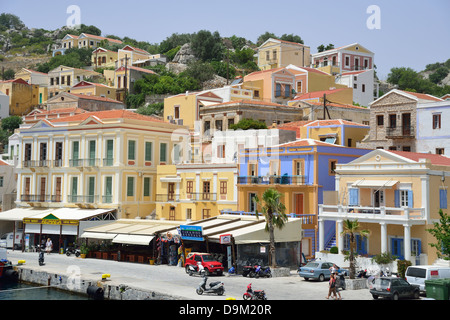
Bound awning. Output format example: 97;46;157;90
0;208;53;222
80;232;117;240
27;208;115;221
112;234;154;245
352;179;398;188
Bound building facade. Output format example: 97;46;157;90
257;38;311;71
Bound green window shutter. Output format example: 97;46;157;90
160;143;167;162
127;176;134;196
72;141;79;159
89;140;96;159
143;177;150;197
71;177;78;196
145;142;152;161
88;177;95;196
105;177;112;196
128;140;136;160
106;140;114;160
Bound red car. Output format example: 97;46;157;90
185;252;224;276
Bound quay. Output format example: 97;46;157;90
4;250;374;300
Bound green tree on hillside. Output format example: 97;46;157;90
190;30;224;62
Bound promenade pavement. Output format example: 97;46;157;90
6;250;376;300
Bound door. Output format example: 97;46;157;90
24;177;31;201
40;177;46;202
168;183;175;201
89;140;96;166
88;177;95;203
55;142;63;167
105;140;114;166
295;194;304;215
402;113;411;136
104;177;112;203
55;177;62;202
391;238;404;260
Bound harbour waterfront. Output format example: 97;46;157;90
0;281;88;300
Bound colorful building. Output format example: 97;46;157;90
0;78;40;116
155;163;238;221
69;80;116;100
15;109;188;220
91;48;118;69
257;38;311;71
113;65;157;102
46;92;124;112
47;65;101;98
53;33;123;56
319;149;450;265
234;139;371;258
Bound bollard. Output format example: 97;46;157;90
87;285;104;300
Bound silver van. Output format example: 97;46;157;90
406;265;450;292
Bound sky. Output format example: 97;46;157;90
2;0;449;80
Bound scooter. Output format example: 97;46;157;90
336;272;346;290
242;265;258;277
65;246;81;257
196;276;225;296
187;262;206;277
38;251;45;266
357;269;369;278
243;283;267;300
255;265;272;278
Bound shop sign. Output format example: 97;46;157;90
23;214;79;226
179;225;203;241
219;234;232;244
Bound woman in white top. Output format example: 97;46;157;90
45;238;53;254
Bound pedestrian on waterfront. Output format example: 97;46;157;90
329;264;337;274
334;271;342;300
45;238;52;254
326;273;337;300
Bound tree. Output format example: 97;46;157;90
256;32;277;46
1;68;15;80
341;219;370;279
280;33;304;44
1;116;22;133
426;209;450;261
253;188;288;268
190;30;224;62
229;118;267;130
429;67;449;84
317;44;335;52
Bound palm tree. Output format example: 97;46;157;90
253;188;288;268
341;219;370;279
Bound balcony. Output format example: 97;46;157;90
68;195;99;204
386;125;415;139
220;210;316;228
186;193;217;201
22;160;50;168
319;204;425;225
238;175;305;185
69;158;101;168
20;194;62;203
155;194;179;202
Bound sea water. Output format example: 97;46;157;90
0;281;88;300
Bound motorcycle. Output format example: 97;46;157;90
243;283;267;300
38;251;45;266
254;265;272;278
187;262;206;277
196;276;225;296
65;247;81;257
357;269;369;278
242;265;258;277
336;272;346;290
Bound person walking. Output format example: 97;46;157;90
45;238;53;255
334;271;342;300
326;273;337;300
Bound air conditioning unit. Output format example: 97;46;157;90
177;119;184;125
167;115;173;121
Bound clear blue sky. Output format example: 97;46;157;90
2;0;449;80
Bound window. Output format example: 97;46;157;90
71;177;78;198
436;148;445;155
143;177;151;197
285;84;291;98
217;144;225;158
204;121;210;134
0;176;3;187
266;51;270;61
353;83;357;89
186;181;193;197
174;106;180;119
254;90;260;98
329;160;337;175
145;142;152;162
272;50;277;60
104;176;112;203
297;81;302;93
362;84;365;93
395;189;413;208
67;75;71;86
215;119;223;131
389;114;397;128
202;209;211;219
203;181;210;200
127;176;135;197
220;181;227;196
87;177;95;202
160;143;167;162
24;143;32;161
88;140;96;165
249;193;257;212
377;115;384;126
440;189;447;209
128;140;136;160
228;118;234;128
275;83;281;97
345;56;350;66
105;140;114;166
433;114;441;129
186;208;192;220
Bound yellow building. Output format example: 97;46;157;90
0;78;40;116
319;149;450;265
48;65;101;98
69;80;116;100
117;45;152;68
91;48;118;69
163;91;223;131
257;38;311;71
156;163;238;221
114;66;158;102
14;68;48;86
15;109;189;220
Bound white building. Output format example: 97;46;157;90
0;90;10;119
416;100;450;156
335;69;377;107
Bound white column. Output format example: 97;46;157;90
319;218;325;251
403;224;411;262
337;219;344;254
380;222;387;253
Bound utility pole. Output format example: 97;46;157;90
323;94;331;120
124;54;128;105
226;49;229;85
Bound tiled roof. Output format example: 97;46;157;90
303;119;369;127
292;88;348;101
388;150;450;166
67;93;122;103
50;109;164;124
0;78;30;85
399;90;443;102
279;138;344;148
304;101;368;110
208;99;297;108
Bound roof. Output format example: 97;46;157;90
399;90;443;102
116;65;157;75
388;150;450;166
50;109;165;124
260;38;307;48
303;119;369;127
0;78;30;85
299;100;368;110
278;138;345;148
71;80;113;89
292;88;348;101
371;89;443;106
49;92;122;104
207;99;297;109
286;65;330;76
121;45;150;55
79;33;123;44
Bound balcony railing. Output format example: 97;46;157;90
185;193;217;201
69;158;101;167
238;175;305;185
103;158;114;166
68;195;99;204
319;204;425;222
386;125;415;138
22;160;50;168
220;210;315;227
155;194;179;202
21;194;62;202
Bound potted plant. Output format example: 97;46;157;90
80;244;89;259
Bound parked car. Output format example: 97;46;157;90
185;252;224;276
370;277;420;300
406;265;450;292
298;261;348;281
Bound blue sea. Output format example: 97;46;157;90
0;281;88;300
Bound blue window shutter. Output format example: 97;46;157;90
417;240;421;255
440;189;448;209
349;188;359;206
407;190;413;208
394;190;400;207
